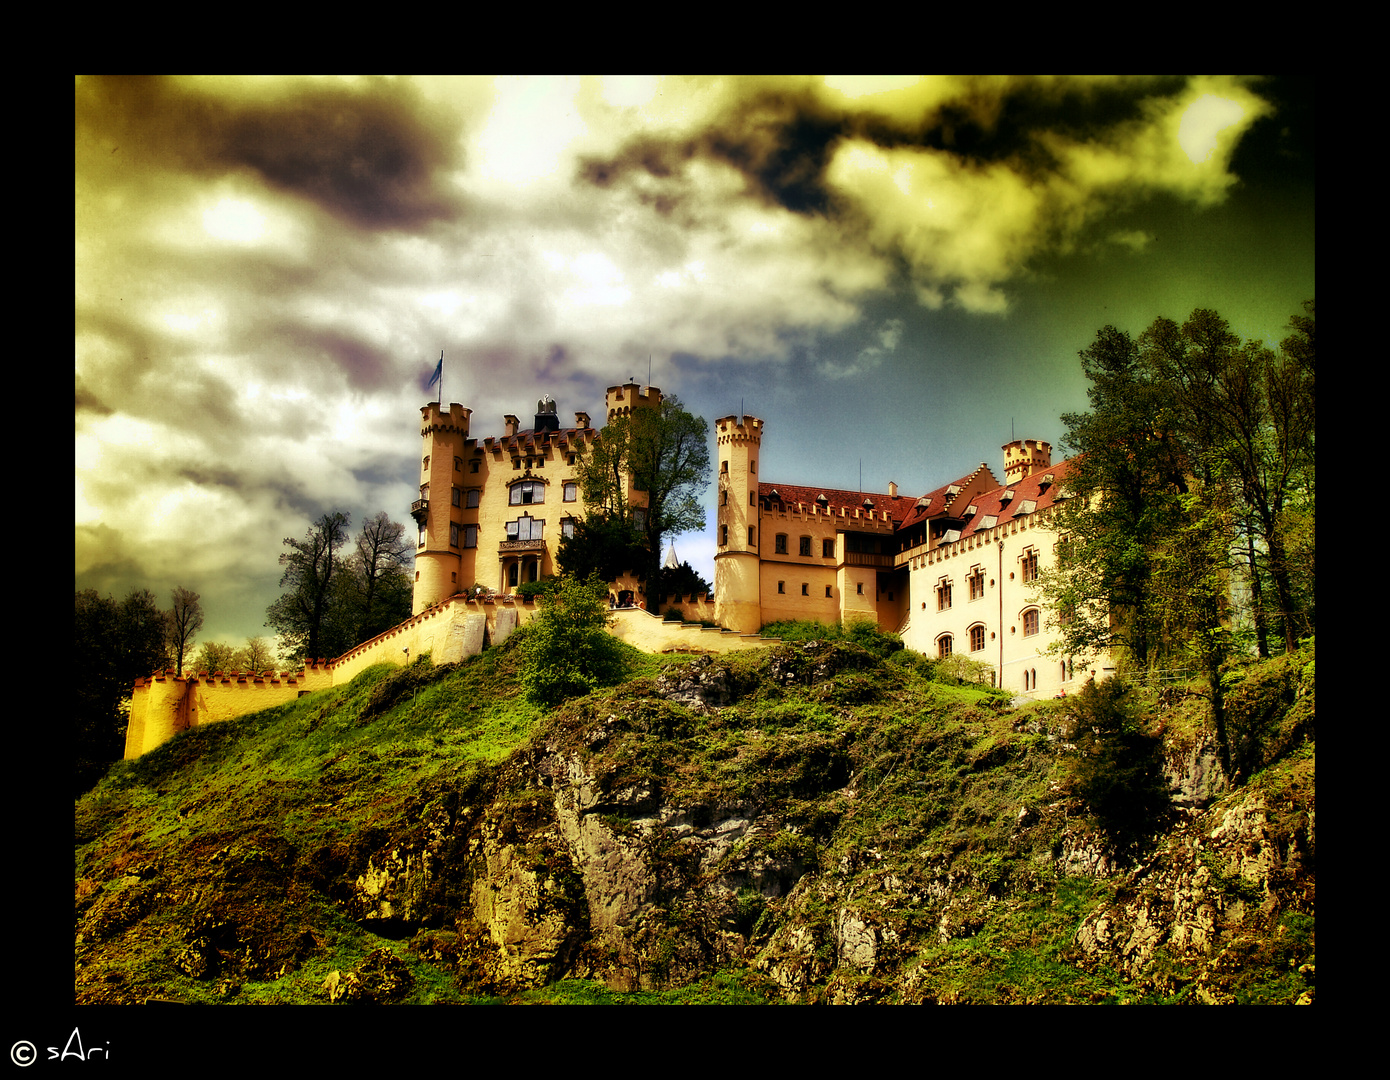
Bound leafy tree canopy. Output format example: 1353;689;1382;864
576;396;710;602
517;575;630;706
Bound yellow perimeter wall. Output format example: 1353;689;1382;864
125;592;746;759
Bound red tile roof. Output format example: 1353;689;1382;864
757;482;913;525
953;458;1076;539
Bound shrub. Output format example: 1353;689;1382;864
1065;678;1170;864
518;576;629;706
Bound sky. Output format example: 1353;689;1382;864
75;75;1314;655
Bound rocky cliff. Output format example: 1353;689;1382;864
74;638;1315;1004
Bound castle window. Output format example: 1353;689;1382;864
970;624;985;652
823;538;835;558
452;488;462;507
799;536;812;557
721;525;728;546
825;586;832;598
751;493;755;506
512;458;520;470
721;460;728;474
722;490;728;506
938;635;953;658
561;518;576;538
471;459;480;473
450;523;460;548
749;527;756;545
454;457;462;471
510;480;545;505
634;507;647;531
750;461;756;473
801;583;808;595
463;525;477;548
969;567;986;601
937;579;953;611
563;482;577;502
1023;609;1040;636
423;456;430;471
506;516;544;541
466;489;481;508
775;534;788;555
1022;548;1039;583
778;581;785;594
857;582;863;594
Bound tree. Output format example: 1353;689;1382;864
577;396;710;604
166;586;203;676
266;512;351;664
1139;306;1315;654
517;575;629;706
343;512;413;642
75;588;171;792
191;640;240;674
235;636;279;674
1152;483;1238;778
1040;325;1190;671
658;559;713;602
557;515;648;584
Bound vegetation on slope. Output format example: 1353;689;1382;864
74;634;1314;1005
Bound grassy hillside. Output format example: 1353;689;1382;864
74;634;1314;1005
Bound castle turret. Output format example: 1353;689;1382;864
413;402;472;615
1002;439;1052;485
713;414;764;634
604;381;662;423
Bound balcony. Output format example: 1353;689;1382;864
499;539;546;554
410;498;429;527
843;551;894;568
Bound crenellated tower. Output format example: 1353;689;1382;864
713;413;764;634
413;402;472;615
1002;438;1052;485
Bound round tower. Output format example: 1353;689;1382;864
1002;439;1052;485
413;402;472;615
713;414;763;634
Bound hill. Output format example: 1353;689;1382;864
74;634;1314;1004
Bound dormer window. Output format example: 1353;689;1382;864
1000;489;1015;503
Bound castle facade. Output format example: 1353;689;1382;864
412;382;663;614
713;415;1110;699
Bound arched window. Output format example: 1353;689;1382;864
1023;608;1040;636
970;624;985;652
937;635;952;658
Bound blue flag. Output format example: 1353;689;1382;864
428;357;442;388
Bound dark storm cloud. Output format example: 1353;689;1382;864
77;75;464;231
578;77;1198;220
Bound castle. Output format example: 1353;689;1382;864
713;415;1109;698
125;385;1104;759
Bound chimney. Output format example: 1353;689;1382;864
503;414;520;438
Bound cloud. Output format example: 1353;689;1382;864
74;75;1286;642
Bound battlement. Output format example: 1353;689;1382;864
760;501;896;529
